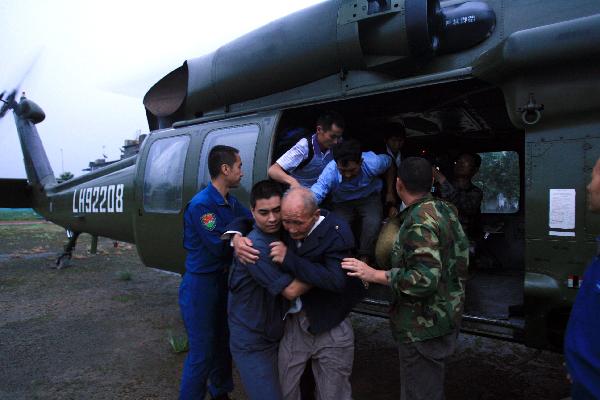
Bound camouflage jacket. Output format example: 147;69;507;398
439;180;483;241
387;194;469;343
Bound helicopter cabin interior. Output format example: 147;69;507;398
271;77;525;340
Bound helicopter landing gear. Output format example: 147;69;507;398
54;230;80;269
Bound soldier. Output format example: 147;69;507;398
341;157;468;400
180;145;252;400
375;123;406;217
433;152;483;242
564;157;600;399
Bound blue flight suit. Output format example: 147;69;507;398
564;239;600;399
228;227;293;400
180;182;251;400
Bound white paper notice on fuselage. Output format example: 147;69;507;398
549;189;576;230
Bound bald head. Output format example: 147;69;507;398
281;187;320;240
282;187;318;213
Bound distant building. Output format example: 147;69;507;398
83;134;147;172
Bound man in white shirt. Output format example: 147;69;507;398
268;112;345;188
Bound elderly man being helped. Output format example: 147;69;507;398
230;186;365;400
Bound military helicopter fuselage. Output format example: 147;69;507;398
3;0;600;351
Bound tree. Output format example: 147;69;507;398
58;171;74;182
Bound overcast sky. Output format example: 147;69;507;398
0;0;325;178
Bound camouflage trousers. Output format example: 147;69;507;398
398;329;459;400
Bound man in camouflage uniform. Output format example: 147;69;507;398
342;157;469;400
433;153;483;242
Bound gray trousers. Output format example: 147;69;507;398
332;192;383;258
398;330;459;400
278;311;354;400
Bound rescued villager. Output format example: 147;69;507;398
231;187;365;400
179;145;252;400
268;111;345;188
563;157;600;399
310;138;395;263
342;157;468;400
228;180;310;400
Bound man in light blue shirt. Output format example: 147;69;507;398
311;139;393;263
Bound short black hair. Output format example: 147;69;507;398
398;157;433;194
317;111;345;132
382;123;406;141
250;180;283;208
459;153;482;170
332;138;362;166
208;145;239;179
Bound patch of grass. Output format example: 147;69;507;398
117;270;133;281
167;330;189;353
0;208;43;221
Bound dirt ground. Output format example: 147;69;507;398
0;222;570;400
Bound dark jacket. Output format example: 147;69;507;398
228;210;366;334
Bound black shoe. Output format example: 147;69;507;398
211;394;231;400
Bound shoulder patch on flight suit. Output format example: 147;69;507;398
201;213;217;231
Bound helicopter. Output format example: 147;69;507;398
2;0;600;351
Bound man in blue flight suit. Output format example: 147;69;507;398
310;138;394;264
564;157;600;399
180;145;252;400
228;180;310;400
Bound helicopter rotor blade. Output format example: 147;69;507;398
0;49;43;119
0;89;18;119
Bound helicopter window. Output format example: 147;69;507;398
143;135;190;213
474;151;520;214
198;124;260;194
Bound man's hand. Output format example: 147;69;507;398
270;241;288;264
432;167;446;183
341;257;389;285
232;234;259;264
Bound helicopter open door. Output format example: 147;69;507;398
133;128;198;273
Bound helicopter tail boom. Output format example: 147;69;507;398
11;95;56;189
